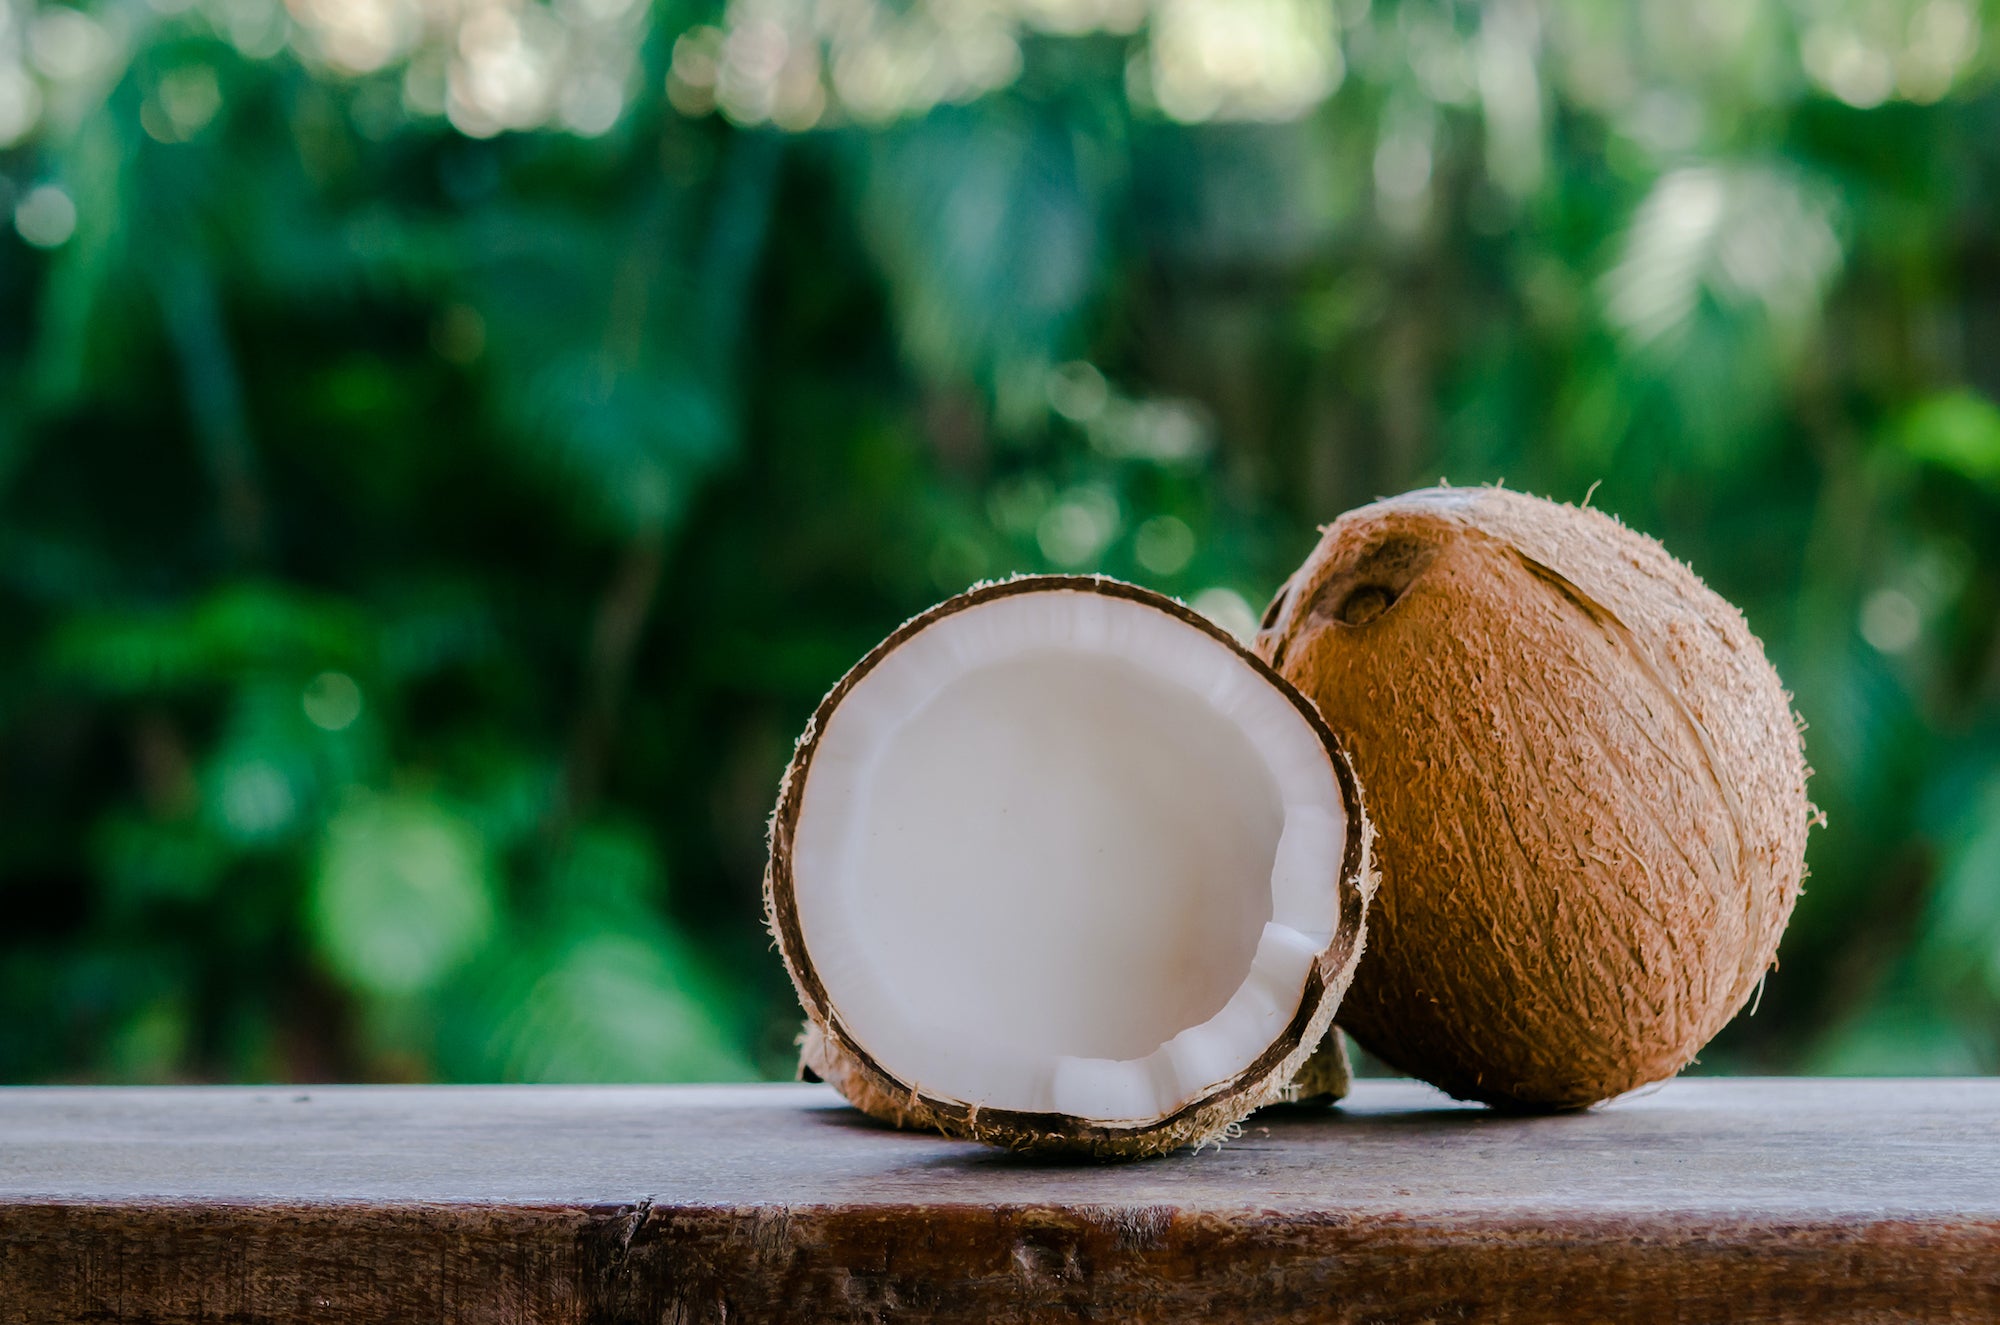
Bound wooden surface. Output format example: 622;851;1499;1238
2;1078;1996;1323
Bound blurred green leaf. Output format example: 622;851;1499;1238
487;929;755;1083
93;813;228;909
311;792;496;998
550;819;666;915
1921;777;2000;996
1896;390;2000;492
1807;989;1986;1076
104;996;194;1083
858;109;1104;386
47;583;371;695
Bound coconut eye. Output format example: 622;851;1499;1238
1304;537;1438;631
1337;585;1395;626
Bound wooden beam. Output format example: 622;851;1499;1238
3;1079;1997;1322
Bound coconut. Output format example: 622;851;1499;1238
1256;487;1814;1109
766;575;1374;1156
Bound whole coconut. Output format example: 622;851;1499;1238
1256;486;1814;1109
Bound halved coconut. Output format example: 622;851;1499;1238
766;575;1374;1157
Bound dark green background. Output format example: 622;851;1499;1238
2;0;1996;1086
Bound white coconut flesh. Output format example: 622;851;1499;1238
788;587;1348;1126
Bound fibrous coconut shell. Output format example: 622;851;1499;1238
1258;487;1815;1109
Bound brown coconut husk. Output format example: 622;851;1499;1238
1258;487;1815;1109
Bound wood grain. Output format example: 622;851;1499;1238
2;1079;1996;1323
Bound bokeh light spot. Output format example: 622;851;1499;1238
1047;360;1109;422
1037;487;1119;567
1191;587;1259;643
1134;515;1196;577
217;760;299;840
1860;589;1920;655
303;671;365;731
29;6;111;82
14;185;76;248
0;66;44;147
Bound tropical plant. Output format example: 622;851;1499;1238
2;0;1996;1083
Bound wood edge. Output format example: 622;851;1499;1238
7;1200;1998;1325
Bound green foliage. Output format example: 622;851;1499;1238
1898;390;2000;492
311;791;495;998
1;0;1998;1084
